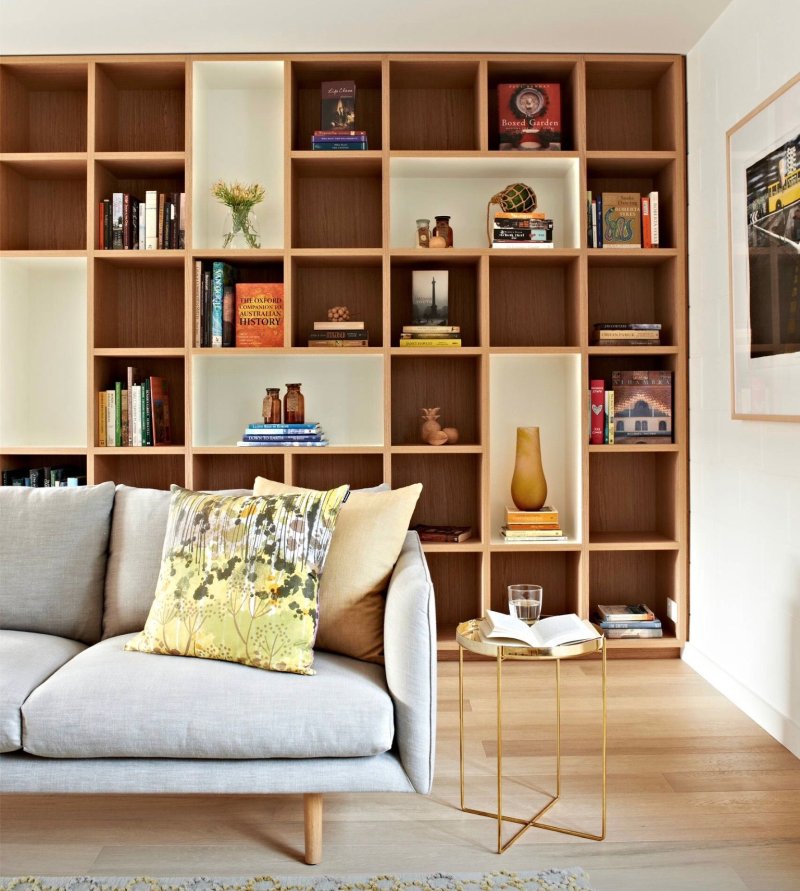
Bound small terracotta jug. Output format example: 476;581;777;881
510;426;548;510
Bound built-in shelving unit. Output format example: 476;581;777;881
0;53;688;657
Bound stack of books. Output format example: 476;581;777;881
236;422;328;447
501;505;566;542
594;603;663;639
592;323;662;347
412;524;472;543
311;130;368;151
399;325;461;348
491;212;554;249
308;319;369;347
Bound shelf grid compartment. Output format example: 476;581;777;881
0;159;87;250
427;552;483;645
192;255;284;349
93;452;185;490
292;255;383;348
489;253;580;347
192;453;284;492
291;59;383;152
588;253;679;348
585;59;679;152
0;259;87;448
291;156;382;249
587;155;679;250
0;62;88;153
192;62;284;251
389;60;480;152
392;452;482;544
390;255;479;348
192;354;384;448
589;550;678;639
391;355;481;446
291;453;384;491
486;59;581;153
93;157;185;251
489;354;582;544
490;551;581;617
95;61;185;153
1;453;88;486
589;451;678;545
93;356;186;447
94;255;184;349
390;156;581;249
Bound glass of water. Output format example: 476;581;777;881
508;584;543;623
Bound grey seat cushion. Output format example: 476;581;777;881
22;635;395;759
0;482;115;643
0;630;85;752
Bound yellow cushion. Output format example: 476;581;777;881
253;477;422;662
125;484;349;675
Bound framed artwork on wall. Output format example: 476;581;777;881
727;73;800;421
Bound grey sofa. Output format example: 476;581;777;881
0;483;437;864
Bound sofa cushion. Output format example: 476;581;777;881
103;485;252;638
0;630;85;752
253;477;422;663
22;634;394;759
0;482;115;643
124;484;349;675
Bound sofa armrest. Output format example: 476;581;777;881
383;531;436;793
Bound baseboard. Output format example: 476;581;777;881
682;643;800;758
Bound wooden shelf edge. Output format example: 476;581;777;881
588;536;680;551
191;445;384;455
588;444;679;452
390;445;484;454
94;348;186;357
93;446;186;456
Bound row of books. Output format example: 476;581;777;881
2;466;85;487
588;191;660;249
590;370;673;445
194;261;285;348
311;130;368;151
98;191;185;251
308;320;369;347
399;324;461;348
501;505;566;542
491;212;554;249
594;603;663;639
98;371;172;447
236;422;328;448
592;322;662;347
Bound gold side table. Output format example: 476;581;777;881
457;618;607;853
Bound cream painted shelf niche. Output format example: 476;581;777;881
0;53;688;657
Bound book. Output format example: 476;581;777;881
145;191;157;250
242;433;324;443
105;389;115;447
641;195;652;248
397;338;461;348
311;142;369;151
400;332;460;340
112;193;123;249
590;379;605;444
211;261;235;347
490;242;554;249
308;329;368;340
411;270;449;325
321;80;356;130
247;422;320;430
235;282;284;348
308;339;369;347
603;627;663;639
412;524;473;543
601;192;641;248
494;211;547;220
313;129;367;137
505;506;559;525
597;618;662;629
236;439;328;447
595;195;603;247
480;610;599;649
311;134;367;143
500;526;564;538
596;603;656;622
611;370;672;444
606;390;615;444
98;391;106;447
497;83;561;150
149;376;172;445
222;284;235;347
313;321;366;331
594;323;662;330
649;191;660;246
501;533;568;543
401;325;460;334
594;329;660;340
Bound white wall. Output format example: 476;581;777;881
685;0;800;757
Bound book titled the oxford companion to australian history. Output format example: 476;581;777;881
235;283;284;348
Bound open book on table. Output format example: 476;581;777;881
479;609;600;649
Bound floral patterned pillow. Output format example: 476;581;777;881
125;484;349;675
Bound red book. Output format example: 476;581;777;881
149;376;172;445
235;283;284;348
641;196;652;248
590;379;605;444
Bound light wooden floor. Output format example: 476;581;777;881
2;659;799;890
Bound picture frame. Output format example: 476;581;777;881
727;73;800;421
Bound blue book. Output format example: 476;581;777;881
236;440;329;447
246;422;320;430
242;433;324;442
211;262;235;347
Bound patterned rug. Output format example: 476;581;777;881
0;871;594;891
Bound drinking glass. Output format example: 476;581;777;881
508;584;543;623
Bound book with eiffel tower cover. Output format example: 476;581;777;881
411;270;449;326
611;371;673;443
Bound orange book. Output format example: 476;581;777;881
235;283;284;348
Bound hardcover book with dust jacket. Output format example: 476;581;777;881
321;81;356;131
497;83;561;150
411;270;449;325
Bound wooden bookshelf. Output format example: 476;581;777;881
0;52;688;657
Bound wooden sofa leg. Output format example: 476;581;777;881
304;792;323;864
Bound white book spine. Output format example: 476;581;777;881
138;201;145;251
131;384;141;447
145;190;158;250
106;391;116;447
649;190;659;246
